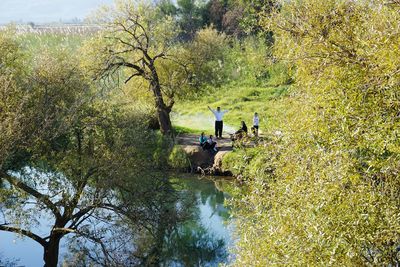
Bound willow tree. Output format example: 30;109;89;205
88;0;180;135
229;0;400;266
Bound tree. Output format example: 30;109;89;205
179;27;228;88
0;42;176;266
239;0;277;38
157;0;178;16
88;0;180;136
176;0;208;40
229;0;400;265
204;0;227;32
221;5;245;37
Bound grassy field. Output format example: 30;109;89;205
173;83;290;134
18;33;85;52
6;24;90;53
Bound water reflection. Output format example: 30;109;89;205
0;175;233;267
124;176;232;267
159;176;232;267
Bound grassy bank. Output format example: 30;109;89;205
173;83;290;134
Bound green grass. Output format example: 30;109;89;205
173;83;290;134
173;125;204;135
17;33;86;53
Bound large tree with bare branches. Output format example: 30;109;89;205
89;0;182;135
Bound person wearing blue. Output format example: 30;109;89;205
199;132;218;152
208;106;228;139
199;132;208;150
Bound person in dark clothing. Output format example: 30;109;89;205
231;121;248;141
207;135;218;152
199;133;217;152
235;121;248;135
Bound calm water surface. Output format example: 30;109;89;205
0;175;234;267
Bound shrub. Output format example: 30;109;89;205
230;0;400;265
168;145;190;170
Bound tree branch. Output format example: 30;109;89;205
0;225;47;247
109;61;145;77
1;172;62;220
124;73;142;84
153;52;165;61
127;18;149;50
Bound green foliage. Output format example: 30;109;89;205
229;0;400;265
175;33;291;95
239;0;277;38
0;43;26;170
179;27;229;90
0;27;180;265
152;132;174;168
174;83;289;131
224;36;271;85
0;30;25;77
168;145;190;170
264;61;293;86
158;0;178;16
177;0;208;39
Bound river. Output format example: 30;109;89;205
0;175;235;267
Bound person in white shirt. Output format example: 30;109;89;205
208;106;228;139
253;112;259;136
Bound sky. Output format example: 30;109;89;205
0;0;115;24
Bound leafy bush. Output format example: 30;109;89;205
224;36;271;85
168;145;190;170
229;0;400;265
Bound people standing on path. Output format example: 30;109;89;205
253;112;259;136
208;106;228;139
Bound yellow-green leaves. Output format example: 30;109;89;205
230;0;400;265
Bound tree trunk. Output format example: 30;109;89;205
150;76;173;136
156;106;172;135
43;235;62;267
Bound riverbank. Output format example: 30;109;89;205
176;133;233;175
175;132;267;176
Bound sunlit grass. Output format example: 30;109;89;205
2;24;98;53
16;33;86;53
174;83;291;133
